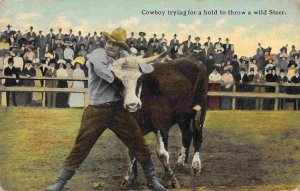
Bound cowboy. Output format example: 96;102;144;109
46;27;165;191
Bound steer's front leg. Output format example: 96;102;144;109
121;150;138;188
156;130;180;188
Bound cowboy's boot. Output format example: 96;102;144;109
46;168;75;191
140;159;166;191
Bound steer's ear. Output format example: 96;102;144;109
139;63;154;74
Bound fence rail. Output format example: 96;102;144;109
1;76;300;110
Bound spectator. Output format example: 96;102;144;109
77;44;87;56
265;58;276;74
33;62;43;102
294;54;300;70
214;44;224;64
206;53;215;75
247;68;256;109
277;53;288;74
192;37;202;60
277;69;288;109
69;62;85;107
287;60;297;82
137;32;147;54
248;58;258;75
71;39;79;57
4;57;18;106
13;52;24;73
235;66;249;110
221;65;234;110
21;60;36;106
65;61;73;88
63;41;74;61
55;42;64;59
223;38;234;61
287;69;300;109
208;64;222;109
265;67;277;110
23;46;36;62
56;63;69;108
45;60;57;108
253;69;266;110
289;45;297;58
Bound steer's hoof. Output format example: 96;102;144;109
120;178;137;189
162;173;180;189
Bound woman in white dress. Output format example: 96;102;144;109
68;62;85;107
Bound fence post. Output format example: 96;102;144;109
232;84;236;110
274;84;279;111
84;90;89;107
42;79;46;107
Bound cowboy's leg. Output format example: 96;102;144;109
47;105;114;191
111;105;165;191
63;105;113;170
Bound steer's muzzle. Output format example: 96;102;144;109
125;102;142;112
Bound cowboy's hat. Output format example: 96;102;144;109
7;24;12;28
103;27;129;50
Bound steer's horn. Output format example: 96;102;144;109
142;51;167;63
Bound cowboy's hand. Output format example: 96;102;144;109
193;105;201;111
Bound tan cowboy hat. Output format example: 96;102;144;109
103;27;129;50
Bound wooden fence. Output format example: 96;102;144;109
0;75;300;110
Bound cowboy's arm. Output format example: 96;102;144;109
87;49;115;83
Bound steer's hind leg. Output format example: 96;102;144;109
121;150;138;188
191;109;206;175
176;120;193;167
156;129;180;189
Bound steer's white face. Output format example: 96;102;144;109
108;56;146;112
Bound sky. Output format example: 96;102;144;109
0;0;300;56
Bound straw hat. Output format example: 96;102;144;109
72;56;86;65
102;27;129;50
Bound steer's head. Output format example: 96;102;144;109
108;52;165;112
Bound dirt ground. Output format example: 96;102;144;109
0;108;299;191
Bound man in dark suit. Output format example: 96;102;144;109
26;26;36;39
169;34;179;48
148;34;160;54
83;33;91;47
192;37;202;60
76;31;84;45
182;35;193;56
214;37;222;48
67;29;75;41
36;30;46;49
206;36;215;56
4;58;18;107
55;28;64;40
46;28;55;43
90;31;99;48
126;32;137;48
235;67;249;110
21;60;36;106
71;38;79;57
136;32;147;54
3;24;14;36
223;38;234;60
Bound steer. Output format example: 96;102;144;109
107;54;208;188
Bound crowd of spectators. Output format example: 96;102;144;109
0;25;299;109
